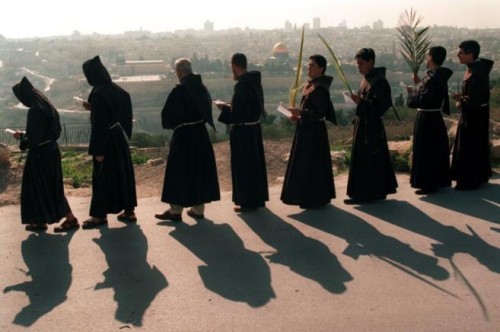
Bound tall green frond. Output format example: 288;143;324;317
396;8;431;75
318;34;353;95
289;25;305;107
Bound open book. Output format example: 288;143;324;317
276;103;291;117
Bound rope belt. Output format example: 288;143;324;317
417;108;441;112
109;122;120;129
481;103;489;107
230;120;260;127
173;120;204;132
37;140;52;147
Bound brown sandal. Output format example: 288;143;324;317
117;212;137;223
54;218;80;233
82;218;108;229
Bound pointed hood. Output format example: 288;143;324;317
468;58;494;79
181;73;215;130
239;71;267;118
82;55;112;87
12;76;58;118
431;67;453;115
12;76;36;107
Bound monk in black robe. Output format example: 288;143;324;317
407;46;453;194
155;58;220;221
452;40;494;190
81;56;137;228
12;77;79;232
216;53;269;212
345;48;397;204
280;54;337;209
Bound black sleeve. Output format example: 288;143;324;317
161;87;185;129
23;107;47;149
88;94;111;156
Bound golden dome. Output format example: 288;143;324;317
272;42;289;54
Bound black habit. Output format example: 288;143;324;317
280;75;337;208
12;77;69;224
346;67;398;200
161;73;220;206
451;58;494;189
83;56;137;218
218;71;269;208
408;67;453;190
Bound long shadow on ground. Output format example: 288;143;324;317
239;208;352;294
421;178;500;225
3;231;75;327
93;224;168;326
289;206;451;287
355;200;500;274
161;218;275;307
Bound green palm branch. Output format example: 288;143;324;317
289;25;305;107
318;34;353;95
397;8;431;75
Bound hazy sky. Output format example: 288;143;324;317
1;0;499;39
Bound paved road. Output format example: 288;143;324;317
1;173;499;331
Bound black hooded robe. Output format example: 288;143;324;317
280;75;337;208
12;77;69;224
83;56;137;218
346;67;398;200
218;71;269;208
408;67;453;190
451;58;494;189
161;73;220;206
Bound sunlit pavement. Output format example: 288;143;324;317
1;173;499;331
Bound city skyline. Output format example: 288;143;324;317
1;0;500;39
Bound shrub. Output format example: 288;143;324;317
131;152;149;165
130;132;169;148
391;153;411;173
61;153;92;188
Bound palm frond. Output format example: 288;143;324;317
396;8;431;75
318;34;353;95
289;25;305;107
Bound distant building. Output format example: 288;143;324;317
124;27;152;38
272;42;289;59
116;60;168;76
373;20;384;30
265;42;292;75
313;17;321;30
284;20;293;31
204;20;214;33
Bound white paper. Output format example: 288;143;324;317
213;99;228;107
73;96;86;103
342;91;356;105
276;103;291;117
4;128;16;134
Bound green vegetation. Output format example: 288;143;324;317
131;151;149;165
130;132;169;148
396;8;431;75
61;150;92;188
390;150;411;173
